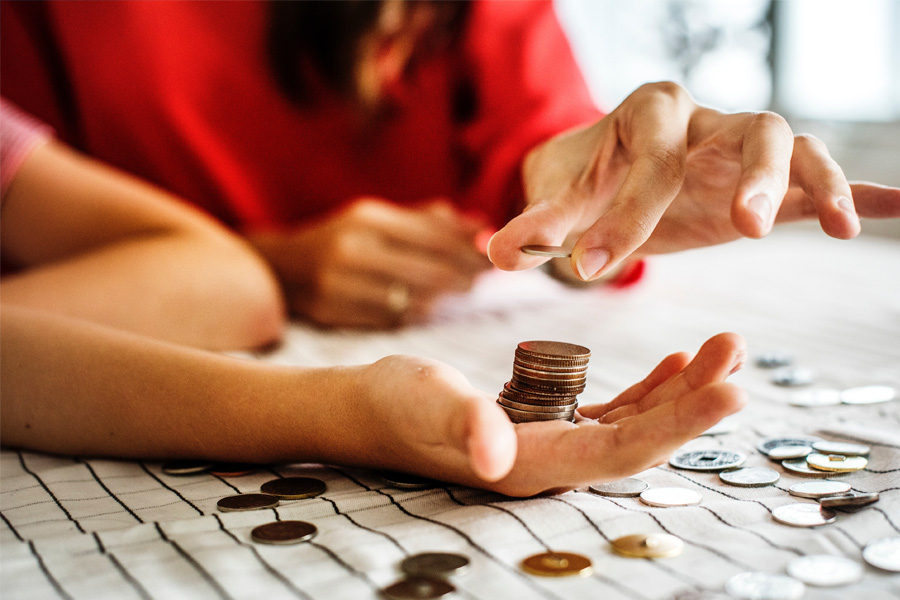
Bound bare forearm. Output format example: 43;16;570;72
0;306;352;463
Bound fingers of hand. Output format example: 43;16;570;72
487;201;578;271
572;85;693;281
846;182;900;219
731;111;794;238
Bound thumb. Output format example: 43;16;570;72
463;398;517;482
487;200;580;271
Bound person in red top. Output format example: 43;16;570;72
3;1;899;329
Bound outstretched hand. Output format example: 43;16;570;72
488;82;900;281
355;332;747;497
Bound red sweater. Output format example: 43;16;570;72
1;0;601;232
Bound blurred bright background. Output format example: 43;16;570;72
555;0;900;239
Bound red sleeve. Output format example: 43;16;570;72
0;98;54;199
457;0;603;228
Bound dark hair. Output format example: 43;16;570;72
267;0;473;117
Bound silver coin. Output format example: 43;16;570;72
724;571;805;600
766;445;812;461
381;577;455;599
639;487;702;507
401;552;470;578
381;471;439;490
497;397;577;413
862;537;900;572
719;467;780;488
772;503;836;527
788;480;851;499
669;449;746;471
819;491;879;509
520;245;572;258
841;385;897;405
755;352;793;369
251;520;318;545
588;478;649;497
787;388;842;407
772;367;816;387
756;435;822;456
781;458;841;477
810;440;870;456
786;555;863;587
217;493;280;512
161;460;215;475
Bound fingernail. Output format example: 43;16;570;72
837;196;855;214
747;194;773;230
575;248;610;281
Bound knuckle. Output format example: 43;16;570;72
792;132;828;154
748;111;793;141
643;145;685;188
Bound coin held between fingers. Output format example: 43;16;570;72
387;282;411;315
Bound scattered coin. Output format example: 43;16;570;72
840;385;897;405
785;555;863;587
381;577;455;599
772;503;836;527
161;460;215;475
787;388;842;408
819;491;879;509
810;440;870;456
725;571;805;600
669;449;746;471
250;520;318;545
766;445;812;461
788;480;851;499
756;435;822;457
639;487;702;508
588;478;649;498
806;453;867;473
209;463;259;477
611;533;684;558
719;467;780;488
781;458;838;477
216;493;280;512
400;552;470;578
260;476;327;499
755;352;793;369
381;471;438;490
520;245;572;258
771;367;816;387
862;537;900;572
520;552;593;577
497;341;590;424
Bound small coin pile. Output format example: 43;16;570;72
497;341;590;423
381;552;470;599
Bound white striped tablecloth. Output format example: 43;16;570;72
3;230;899;599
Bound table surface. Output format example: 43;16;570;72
3;230;899;600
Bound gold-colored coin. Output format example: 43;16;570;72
520;552;593;577
260;476;326;499
611;533;684;558
806;453;868;472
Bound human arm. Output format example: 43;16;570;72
0;134;286;350
246;198;492;329
488;82;900;280
1;304;745;497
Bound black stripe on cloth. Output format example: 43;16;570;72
211;513;313;600
16;451;85;533
308;540;382;593
78;459;143;523
695;504;803;556
28;539;74;600
871;507;900;534
595;495;757;572
318;495;407;555
659;467;775;513
211;475;243;495
329;466;566;600
0;510;24;542
91;531;153;599
139;462;204;516
832;525;863;548
153;522;234;600
863;467;900;474
441;487;552;552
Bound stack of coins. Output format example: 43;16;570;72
497;341;590;423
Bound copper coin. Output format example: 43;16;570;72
512;363;588;380
250;520;317;545
161;460;214;475
517;341;591;360
209;463;258;477
217;493;280;512
380;471;438;489
513;357;589;373
498;397;577;413
498;402;575;422
381;577;455;599
400;552;470;578
520;552;593;577
611;533;684;558
520;245;572;258
260;477;326;499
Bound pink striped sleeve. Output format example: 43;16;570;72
1;98;54;200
